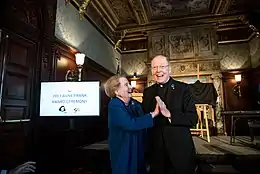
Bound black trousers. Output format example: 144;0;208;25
148;127;196;174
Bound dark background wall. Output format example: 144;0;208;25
0;0;113;173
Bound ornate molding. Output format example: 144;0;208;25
92;0;117;29
171;61;221;76
218;32;255;44
71;0;250;46
210;72;224;134
98;0;120;25
72;0;116;43
218;0;233;14
213;0;233;14
116;13;246;32
148;25;218;60
127;0;149;25
144;0;210;19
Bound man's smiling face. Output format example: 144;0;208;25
151;55;171;84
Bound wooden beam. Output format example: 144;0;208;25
218;0;233;14
92;0;117;29
213;0;233;14
127;0;149;25
116;13;246;33
211;0;222;14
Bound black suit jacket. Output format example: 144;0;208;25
142;78;198;164
142;78;198;173
142;78;198;127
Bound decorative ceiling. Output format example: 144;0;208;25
147;0;210;19
70;0;260;51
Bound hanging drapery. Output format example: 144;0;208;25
189;63;218;107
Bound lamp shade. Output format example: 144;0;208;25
235;74;241;82
130;80;136;88
75;53;85;66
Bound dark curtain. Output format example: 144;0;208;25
189;80;218;107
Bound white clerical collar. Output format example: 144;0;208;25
158;77;170;87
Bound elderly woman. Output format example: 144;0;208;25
104;75;159;174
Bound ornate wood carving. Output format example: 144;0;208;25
212;0;233;14
128;0;149;25
218;0;233;14
117;13;245;32
107;0;136;24
170;61;220;76
148;26;217;60
71;0;256;45
10;0;39;28
72;0;116;42
168;31;194;59
146;0;210;19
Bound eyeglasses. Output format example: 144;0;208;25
151;65;169;71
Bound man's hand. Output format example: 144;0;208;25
155;96;171;118
9;161;36;174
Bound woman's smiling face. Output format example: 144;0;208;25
116;77;133;101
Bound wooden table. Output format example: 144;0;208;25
221;111;260;144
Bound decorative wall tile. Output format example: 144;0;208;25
249;37;260;68
121;52;147;76
219;43;250;70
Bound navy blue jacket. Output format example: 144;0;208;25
108;97;153;174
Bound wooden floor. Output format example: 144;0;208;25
81;136;260;157
78;136;260;173
194;136;260;156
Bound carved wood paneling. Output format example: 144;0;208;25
53;39;77;81
171;61;220;76
222;71;252;135
146;0;210;19
0;32;36;121
0;0;57;169
107;0;136;24
168;31;195;59
10;0;39;28
149;32;167;58
148;26;217;60
128;0;149;24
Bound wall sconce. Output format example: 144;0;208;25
75;53;85;81
233;74;242;97
130;80;136;88
130;72;138;92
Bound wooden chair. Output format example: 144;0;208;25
191;104;215;142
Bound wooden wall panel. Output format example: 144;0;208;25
222;70;252;136
0;0;57;171
249;66;260;110
34;39;114;173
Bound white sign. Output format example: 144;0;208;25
40;81;100;116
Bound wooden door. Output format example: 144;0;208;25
0;30;36;122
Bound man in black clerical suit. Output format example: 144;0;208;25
142;55;198;174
